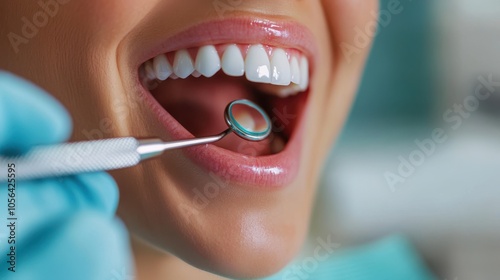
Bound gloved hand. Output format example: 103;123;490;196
0;72;134;280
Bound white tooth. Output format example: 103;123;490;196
195;45;221;78
290;57;301;85
270;48;291;86
245;44;271;84
221;44;245;77
299;56;309;91
144;61;156;80
192;71;202;78
153;54;172;81
271;135;285;154
173;49;194;79
277;84;301;97
254;83;301;98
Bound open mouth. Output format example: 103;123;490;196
135;18;315;188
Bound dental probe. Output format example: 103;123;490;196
0;99;271;181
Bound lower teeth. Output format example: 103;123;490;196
271;134;286;154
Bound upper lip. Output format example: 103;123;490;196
135;15;315;188
135;16;317;73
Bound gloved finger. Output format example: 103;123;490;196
0;71;71;154
66;172;120;216
1;211;134;280
0;172;123;279
0;173;120;253
1;172;120;235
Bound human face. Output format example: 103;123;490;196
0;0;377;278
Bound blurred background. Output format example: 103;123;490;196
259;1;500;279
307;0;500;279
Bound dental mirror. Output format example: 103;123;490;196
224;99;272;141
1;99;273;181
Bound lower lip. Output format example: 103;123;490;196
138;83;307;189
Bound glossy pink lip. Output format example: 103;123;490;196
136;17;315;188
135;17;317;70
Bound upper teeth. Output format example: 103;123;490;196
222;44;245;77
196;45;221;78
142;44;310;96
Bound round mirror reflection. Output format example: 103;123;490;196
225;99;272;141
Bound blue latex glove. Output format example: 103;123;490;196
0;72;134;280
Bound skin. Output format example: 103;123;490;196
0;0;377;279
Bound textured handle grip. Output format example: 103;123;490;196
0;137;141;181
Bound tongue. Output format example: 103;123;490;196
152;74;272;155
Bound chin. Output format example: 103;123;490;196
169;216;307;278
